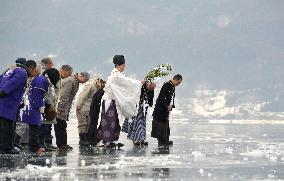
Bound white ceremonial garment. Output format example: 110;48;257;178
102;68;142;123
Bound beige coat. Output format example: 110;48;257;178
76;80;100;115
56;75;79;121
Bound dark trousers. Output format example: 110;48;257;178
39;124;53;147
45;124;53;145
151;120;170;142
87;117;99;145
0;117;15;151
29;124;40;152
54;118;67;147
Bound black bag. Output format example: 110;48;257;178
44;104;57;121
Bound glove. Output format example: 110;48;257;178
0;90;7;97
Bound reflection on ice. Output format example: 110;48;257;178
1;118;284;180
209;119;284;124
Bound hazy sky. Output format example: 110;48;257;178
1;0;284;91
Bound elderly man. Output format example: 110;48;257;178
59;64;73;79
55;72;90;150
0;59;36;154
76;78;105;146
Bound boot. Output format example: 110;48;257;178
158;139;173;145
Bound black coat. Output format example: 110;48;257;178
152;81;175;122
87;89;104;144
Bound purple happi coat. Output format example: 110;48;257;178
0;67;28;121
21;75;48;126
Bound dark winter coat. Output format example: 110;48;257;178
152;81;175;122
87;89;104;144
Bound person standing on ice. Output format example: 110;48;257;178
97;55;144;148
39;57;61;151
76;77;105;146
55;71;90;151
122;82;156;146
87;78;106;146
20;65;49;153
151;74;182;145
0;59;36;154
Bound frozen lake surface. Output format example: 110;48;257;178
1;118;284;180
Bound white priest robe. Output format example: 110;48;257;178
102;68;142;124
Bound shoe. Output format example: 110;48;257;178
66;145;73;150
88;138;100;146
133;141;148;146
165;141;173;145
58;145;67;150
117;143;124;148
45;145;58;152
96;141;105;147
142;141;148;146
59;145;73;151
133;141;141;146
105;142;116;148
46;145;58;151
158;140;173;145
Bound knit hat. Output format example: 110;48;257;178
15;58;27;66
